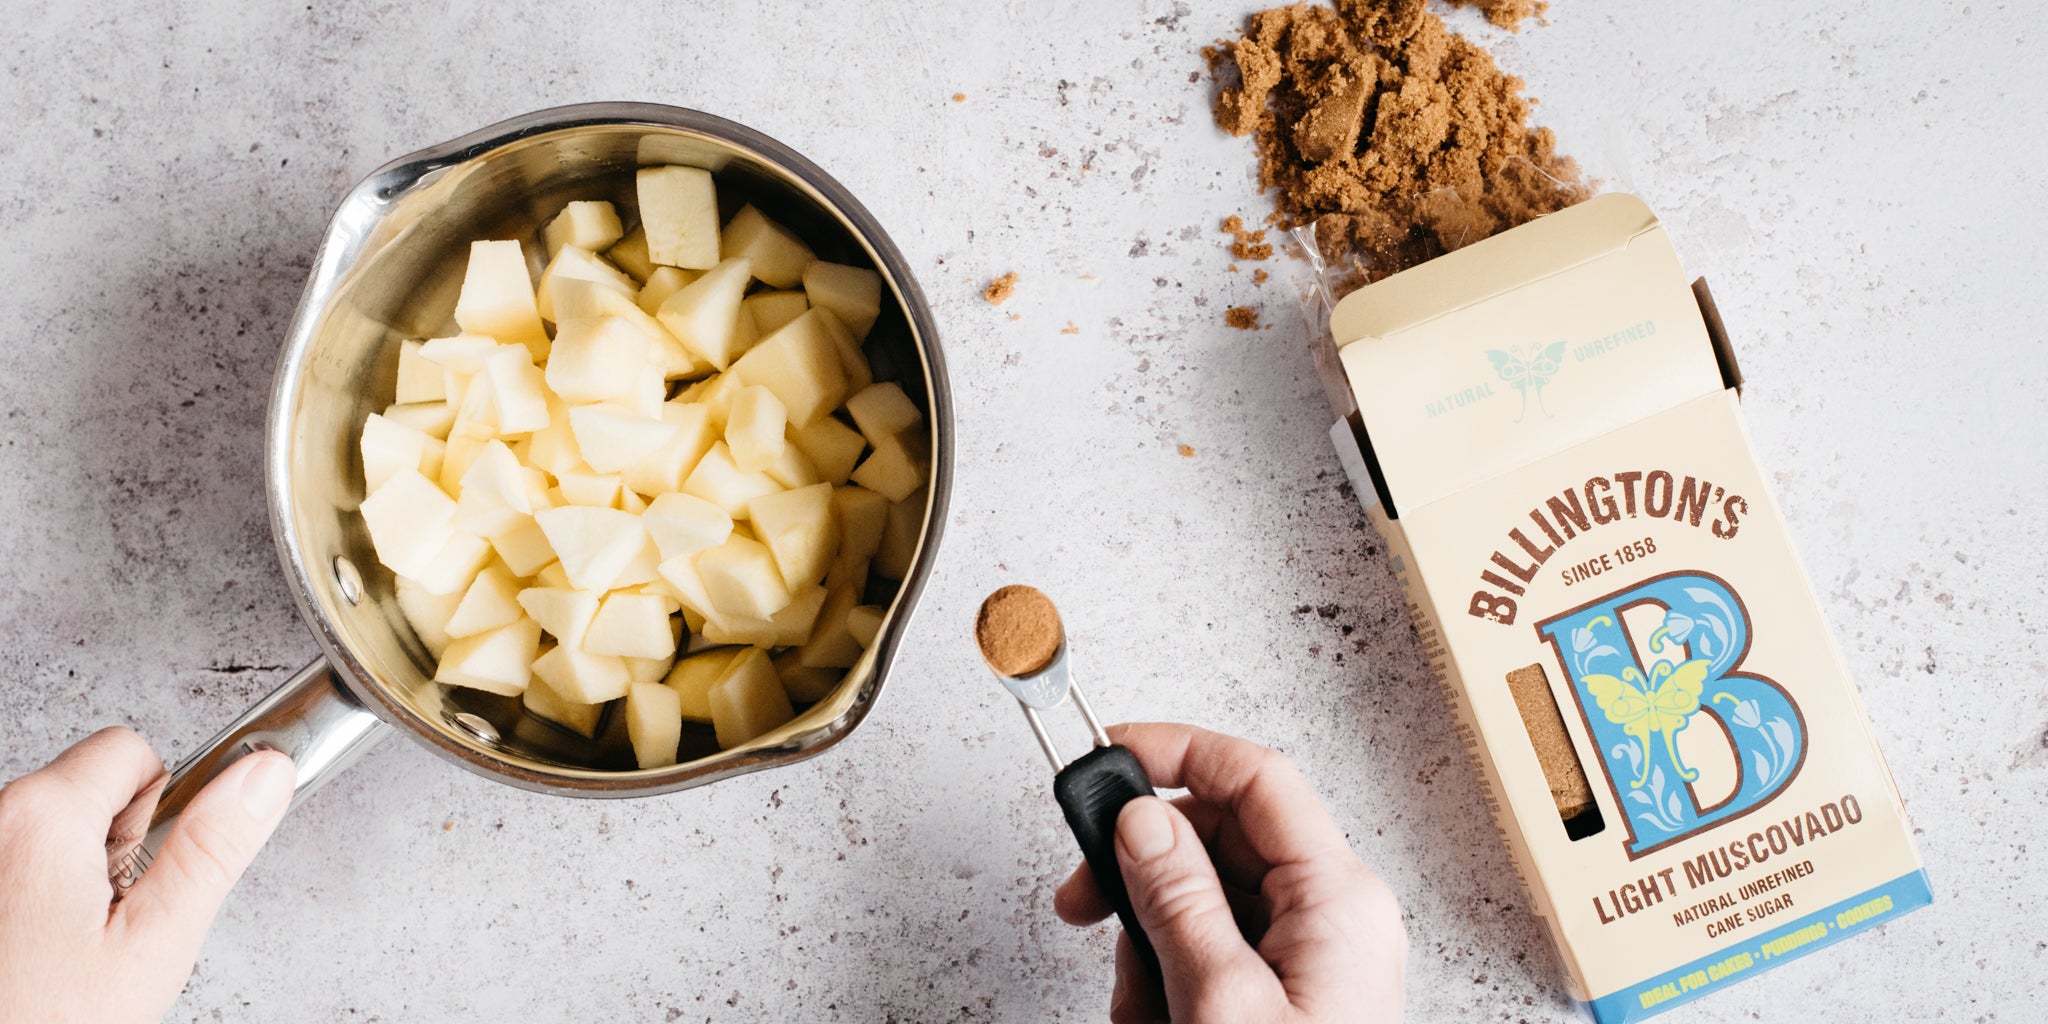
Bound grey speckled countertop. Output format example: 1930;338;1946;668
2;2;2042;1021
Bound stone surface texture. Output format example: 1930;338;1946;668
1;1;2041;1021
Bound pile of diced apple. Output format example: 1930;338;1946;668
357;167;929;771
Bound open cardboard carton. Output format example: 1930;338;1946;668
1320;194;1931;1021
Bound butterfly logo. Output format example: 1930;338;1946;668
1484;341;1567;422
1580;616;1709;788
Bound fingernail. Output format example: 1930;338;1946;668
1119;797;1176;862
237;753;296;820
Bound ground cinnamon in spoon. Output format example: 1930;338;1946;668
976;585;1064;677
1206;0;1590;292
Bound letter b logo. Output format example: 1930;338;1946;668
1536;572;1805;856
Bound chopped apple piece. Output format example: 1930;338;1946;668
536;246;638;323
725;385;787;473
481;346;551;434
457;439;531;508
845;605;885;649
642;492;733;561
584;592;679;659
533;506;647;591
608;535;664;588
410;532;494;596
568;406;681;474
831;485;890;583
361;413;440;493
721;205;816;288
675;372;742;428
702;583;827;648
621;402;718;496
728;310;851;427
663;647;742;721
625;652;675;686
361;469;458;579
760;442;819;490
397;577;464;660
488;515;554;576
792;416;866;486
655;256;755;370
802;260;882;339
844;382;923;445
709;649;795;748
531;641;630;704
533;561;572;589
875;487;925;580
447;370;502;442
444;564;525;638
396;340;446;404
849;431;928;502
606;223;655;282
522;674;604;739
543;200;624;259
696;534;794;621
438;436;486;493
637;165;720;270
749;483;838;591
516;586;601;649
797;585;865;669
655;554;721;625
774;650;843;704
636;265;701;315
698;615;777;647
544;317;649;403
625;682;684;769
454;240;547;354
681;442;781;519
552;275;704;379
434;616;540;696
417;334;501;375
383;401;456;439
813;308;873;394
742;290;809;335
557;469;624;509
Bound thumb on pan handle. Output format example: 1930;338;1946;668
1053;743;1160;981
106;658;390;895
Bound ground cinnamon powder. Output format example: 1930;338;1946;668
976;585;1064;677
983;271;1018;305
1207;0;1590;291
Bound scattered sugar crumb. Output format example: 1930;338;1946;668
443;821;454;831
1225;306;1260;330
1061;321;1079;334
1221;215;1273;260
1227;263;1240;273
952;92;967;102
1078;274;1097;280
1253;268;1270;284
1178;444;1197;458
983;271;1019;305
1008;313;1021;321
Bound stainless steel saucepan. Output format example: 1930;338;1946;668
108;103;952;890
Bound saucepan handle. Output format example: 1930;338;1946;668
107;657;392;894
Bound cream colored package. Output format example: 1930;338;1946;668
1324;194;1930;1022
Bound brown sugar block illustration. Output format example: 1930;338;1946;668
1507;662;1596;821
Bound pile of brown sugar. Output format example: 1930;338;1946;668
975;585;1064;677
1207;0;1591;291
